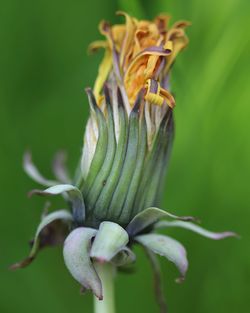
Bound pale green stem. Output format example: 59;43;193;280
94;262;116;313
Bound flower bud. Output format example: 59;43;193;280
79;13;190;227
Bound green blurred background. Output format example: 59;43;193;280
1;0;249;312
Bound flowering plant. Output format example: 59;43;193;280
12;12;236;313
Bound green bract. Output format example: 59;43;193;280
80;87;174;227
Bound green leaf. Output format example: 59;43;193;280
63;227;103;300
154;220;238;240
90;221;129;262
10;210;73;269
135;233;188;280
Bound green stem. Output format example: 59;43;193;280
94;262;116;313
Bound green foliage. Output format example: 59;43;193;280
1;0;249;312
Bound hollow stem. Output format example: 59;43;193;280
94;262;116;313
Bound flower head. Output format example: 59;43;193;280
80;13;189;227
91;12;189;107
12;12;236;311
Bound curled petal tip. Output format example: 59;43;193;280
115;10;125;16
175;20;192;28
99;20;111;34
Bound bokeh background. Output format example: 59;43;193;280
1;0;249;312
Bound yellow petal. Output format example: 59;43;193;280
116;11;137;68
172;20;191;29
124;47;172;84
88;40;108;54
111;24;126;51
164;35;189;74
93;48;112;102
144;35;165;79
99;20;114;49
133;29;148;56
160;88;175;108
154;14;171;33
